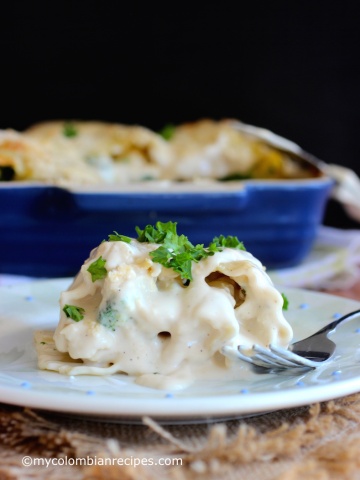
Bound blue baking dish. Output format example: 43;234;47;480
0;175;333;277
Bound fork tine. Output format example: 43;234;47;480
223;343;322;370
234;345;298;369
252;345;303;368
268;344;319;368
222;346;258;366
246;352;287;369
233;348;259;366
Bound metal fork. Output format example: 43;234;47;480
222;309;360;371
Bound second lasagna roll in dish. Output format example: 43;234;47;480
40;222;292;390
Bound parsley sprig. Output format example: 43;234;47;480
135;221;245;281
87;256;107;282
158;123;175;141
63;304;85;322
107;231;132;243
210;235;245;251
103;222;245;282
63;122;78;138
281;293;289;311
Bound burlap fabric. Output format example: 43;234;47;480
1;392;360;479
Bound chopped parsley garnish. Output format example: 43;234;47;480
63;122;78;138
108;231;132;243
281;293;289;311
158;123;175;141
210;235;245;251
135;221;176;244
104;222;246;281
87;256;107;282
63;304;85;322
135;221;246;281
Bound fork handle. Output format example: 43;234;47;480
311;308;360;338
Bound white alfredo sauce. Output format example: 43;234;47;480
37;239;293;390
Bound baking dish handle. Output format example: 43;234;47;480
324;164;360;222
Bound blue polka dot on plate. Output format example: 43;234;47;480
20;381;31;389
299;303;309;310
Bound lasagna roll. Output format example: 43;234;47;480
26;120;173;183
0;128;102;184
36;225;292;390
167;118;296;180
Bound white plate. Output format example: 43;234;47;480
1;278;360;424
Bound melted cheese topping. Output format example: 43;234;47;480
1;119;314;185
36;239;293;390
